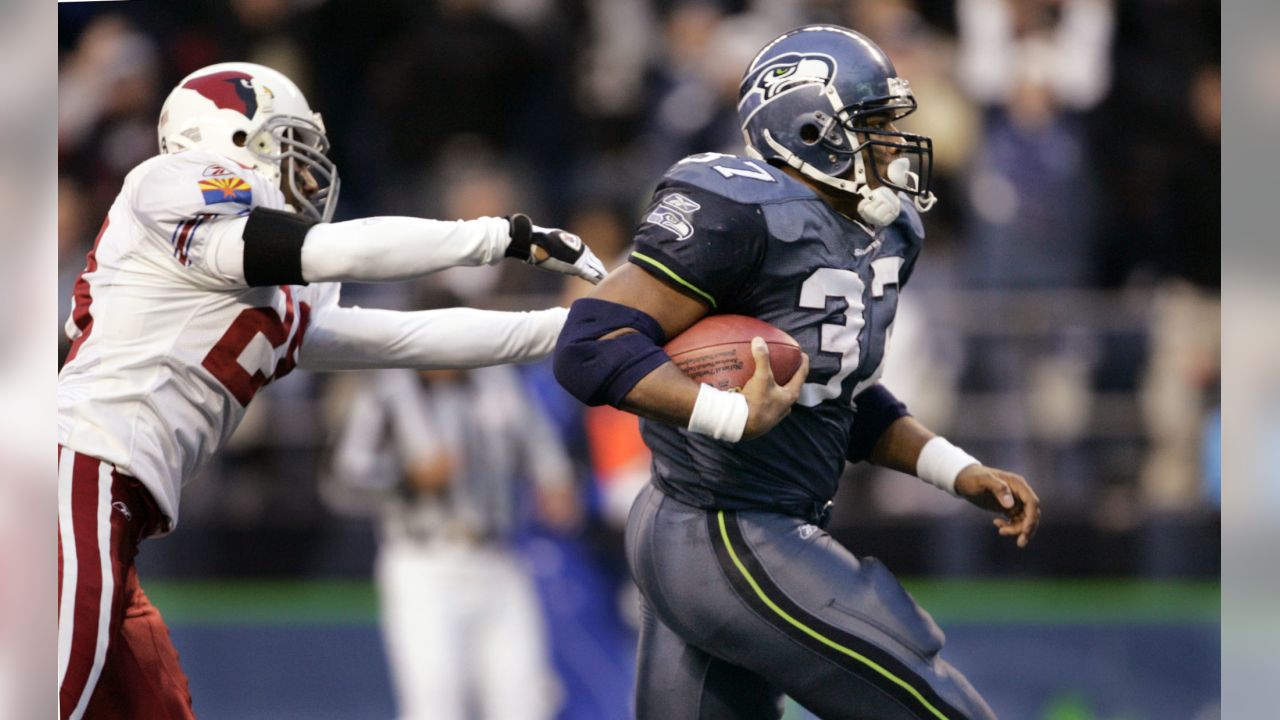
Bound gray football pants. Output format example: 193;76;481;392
625;483;996;720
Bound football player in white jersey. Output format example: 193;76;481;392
56;62;606;720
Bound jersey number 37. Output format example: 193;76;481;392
797;258;902;408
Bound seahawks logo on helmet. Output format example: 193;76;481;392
749;53;835;101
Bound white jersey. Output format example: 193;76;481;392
58;150;339;531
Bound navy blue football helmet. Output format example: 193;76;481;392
739;25;936;226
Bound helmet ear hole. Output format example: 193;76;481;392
232;131;248;147
799;124;821;144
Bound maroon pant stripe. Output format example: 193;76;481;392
59;453;107;718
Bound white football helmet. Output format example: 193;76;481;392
157;62;339;222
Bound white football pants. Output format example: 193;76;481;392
376;541;557;720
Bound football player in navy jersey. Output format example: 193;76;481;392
553;25;1040;720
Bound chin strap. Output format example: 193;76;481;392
761;129;860;194
887;157;938;213
760;130;901;227
857;186;902;227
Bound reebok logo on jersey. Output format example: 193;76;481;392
198;177;252;205
202;164;232;177
646;192;701;241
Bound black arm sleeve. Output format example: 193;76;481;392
628;183;767;309
845;384;911;463
242;207;315;287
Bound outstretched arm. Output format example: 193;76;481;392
300;304;567;371
202;210;605;287
850;386;1042;548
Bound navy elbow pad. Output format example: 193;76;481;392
846;384;911;463
554;298;670;407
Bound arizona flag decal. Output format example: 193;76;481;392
197;177;252;205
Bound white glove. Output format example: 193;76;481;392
505;214;607;284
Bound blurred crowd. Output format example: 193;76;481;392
55;1;1221;715
57;0;1220;574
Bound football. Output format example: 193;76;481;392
664;315;804;391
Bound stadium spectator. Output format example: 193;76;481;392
954;0;1115;506
1137;63;1220;513
955;0;1114;286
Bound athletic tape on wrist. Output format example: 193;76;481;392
915;436;978;495
687;384;749;443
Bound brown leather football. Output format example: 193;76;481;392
664;315;803;391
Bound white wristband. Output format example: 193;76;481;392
687;384;749;443
915;437;979;495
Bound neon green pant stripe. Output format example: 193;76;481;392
715;511;951;720
630;252;718;308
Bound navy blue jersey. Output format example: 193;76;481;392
630;152;923;510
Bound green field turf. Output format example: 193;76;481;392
144;578;1220;626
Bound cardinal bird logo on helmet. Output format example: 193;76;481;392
182;71;259;118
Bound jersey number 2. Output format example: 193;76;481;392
201;288;310;406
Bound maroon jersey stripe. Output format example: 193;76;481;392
64;218;109;364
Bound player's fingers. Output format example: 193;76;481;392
993;519;1028;549
1018;499;1040;547
982;474;1015;510
989;480;1036;547
1001;473;1041;543
749;337;776;383
578;251;606;284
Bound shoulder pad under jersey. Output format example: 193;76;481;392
880;195;925;258
130;149;285;222
659;153;816;206
892;197;925;242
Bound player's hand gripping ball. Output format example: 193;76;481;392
664;315;803;391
